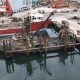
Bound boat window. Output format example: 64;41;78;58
32;17;36;20
38;17;41;19
32;16;34;18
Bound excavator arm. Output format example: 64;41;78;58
31;12;54;37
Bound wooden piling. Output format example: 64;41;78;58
3;39;12;58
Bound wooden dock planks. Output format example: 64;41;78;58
3;42;80;54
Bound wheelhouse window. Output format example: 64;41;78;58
32;16;36;20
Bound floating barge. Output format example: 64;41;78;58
0;7;79;58
0;28;80;58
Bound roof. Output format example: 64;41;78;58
30;13;43;17
46;29;58;38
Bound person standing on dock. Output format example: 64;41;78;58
23;14;32;52
59;20;70;45
24;14;31;34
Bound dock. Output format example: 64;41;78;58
4;43;80;54
1;27;80;58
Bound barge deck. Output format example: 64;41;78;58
0;28;80;57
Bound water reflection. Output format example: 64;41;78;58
5;59;14;73
58;52;68;65
58;49;79;65
1;49;80;79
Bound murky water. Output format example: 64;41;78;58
0;49;80;80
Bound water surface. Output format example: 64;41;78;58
0;49;80;80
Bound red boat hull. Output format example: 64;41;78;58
30;20;50;31
0;28;24;34
0;20;51;35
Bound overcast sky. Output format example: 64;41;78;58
9;0;80;11
9;0;39;11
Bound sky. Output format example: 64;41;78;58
9;0;38;11
9;0;80;11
